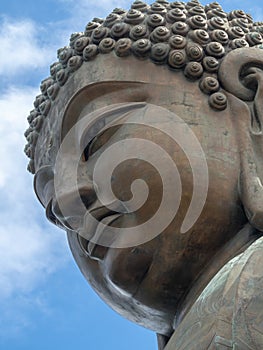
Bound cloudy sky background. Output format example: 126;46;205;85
0;1;263;349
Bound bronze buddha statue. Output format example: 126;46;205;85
24;1;263;348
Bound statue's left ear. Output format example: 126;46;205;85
219;48;263;231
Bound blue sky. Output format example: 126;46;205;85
0;1;263;350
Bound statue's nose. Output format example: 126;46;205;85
50;183;97;230
50;160;97;230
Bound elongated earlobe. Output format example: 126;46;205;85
219;48;263;231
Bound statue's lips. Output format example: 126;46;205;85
51;188;126;259
83;208;123;260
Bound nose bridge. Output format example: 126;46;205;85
52;157;97;229
77;158;94;190
54;152;76;200
54;151;92;197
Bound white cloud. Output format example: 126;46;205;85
57;0;131;32
0;17;55;76
0;86;69;302
0;86;36;188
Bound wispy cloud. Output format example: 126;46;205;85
56;0;131;33
0;86;69;333
0;17;55;77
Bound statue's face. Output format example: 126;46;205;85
35;56;248;334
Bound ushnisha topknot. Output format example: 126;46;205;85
24;0;263;174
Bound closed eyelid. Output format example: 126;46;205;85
83;124;122;161
76;102;147;154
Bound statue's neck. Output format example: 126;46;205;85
173;223;261;330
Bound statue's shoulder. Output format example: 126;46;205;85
165;236;263;350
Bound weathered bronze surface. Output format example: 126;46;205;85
25;1;263;349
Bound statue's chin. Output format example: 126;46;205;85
67;230;175;334
66;200;248;335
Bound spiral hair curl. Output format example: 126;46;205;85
25;0;263;173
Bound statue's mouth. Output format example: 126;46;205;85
49;182;128;260
82;207;123;261
50;196;123;261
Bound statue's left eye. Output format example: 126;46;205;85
83;124;121;161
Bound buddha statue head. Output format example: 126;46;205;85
24;0;263;342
